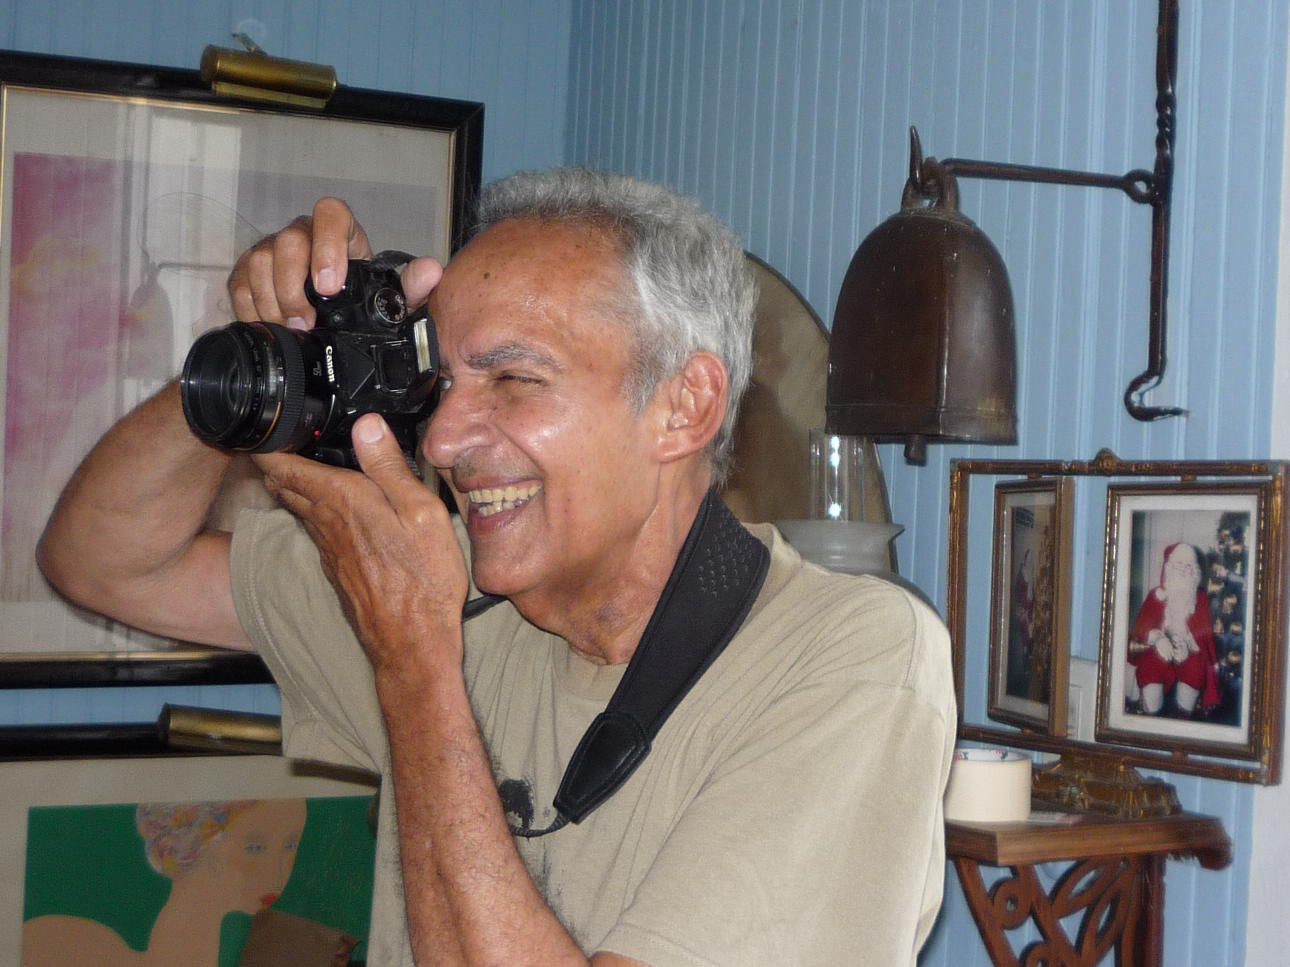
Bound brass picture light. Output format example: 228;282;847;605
200;33;337;109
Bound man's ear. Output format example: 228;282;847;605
655;351;728;463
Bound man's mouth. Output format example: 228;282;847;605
467;483;541;518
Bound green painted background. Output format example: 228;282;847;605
23;795;376;965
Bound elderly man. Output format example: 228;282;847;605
40;168;954;966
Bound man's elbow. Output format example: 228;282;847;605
35;510;151;621
39;523;247;651
36;525;112;614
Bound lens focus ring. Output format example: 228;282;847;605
181;324;264;448
254;324;309;453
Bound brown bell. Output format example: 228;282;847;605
826;159;1017;463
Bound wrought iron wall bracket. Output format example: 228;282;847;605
907;0;1184;423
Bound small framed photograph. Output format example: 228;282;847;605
986;478;1073;734
1097;482;1274;759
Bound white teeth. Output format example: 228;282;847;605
467;483;541;516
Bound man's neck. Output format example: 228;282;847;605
510;480;710;666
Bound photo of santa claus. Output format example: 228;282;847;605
1122;510;1249;726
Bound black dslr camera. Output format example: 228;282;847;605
180;254;439;467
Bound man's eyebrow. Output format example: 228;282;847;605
465;343;563;372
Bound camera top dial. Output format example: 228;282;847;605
369;286;407;326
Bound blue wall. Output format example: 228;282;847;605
565;1;1286;963
0;0;571;183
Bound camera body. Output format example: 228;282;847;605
180;256;439;467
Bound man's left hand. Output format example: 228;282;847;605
253;414;469;673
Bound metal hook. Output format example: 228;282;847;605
908;126;925;195
907;0;1184;424
1125;374;1187;421
1121;0;1184;421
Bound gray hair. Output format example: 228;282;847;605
473;167;755;483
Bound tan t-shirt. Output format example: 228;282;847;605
231;509;955;967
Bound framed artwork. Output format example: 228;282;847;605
0;50;482;688
1097;481;1278;761
947;452;1287;785
987;478;1073;734
1;754;379;965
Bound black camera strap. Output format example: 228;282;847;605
369;249;418;271
492;489;769;838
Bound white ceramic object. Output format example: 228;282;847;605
774;519;903;575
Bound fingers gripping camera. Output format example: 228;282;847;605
180;253;439;467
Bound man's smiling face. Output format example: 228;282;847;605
422;218;667;609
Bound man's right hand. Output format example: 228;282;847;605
227;197;373;328
227;197;444;329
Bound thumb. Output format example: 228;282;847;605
401;257;444;307
352;414;412;482
353;414;446;525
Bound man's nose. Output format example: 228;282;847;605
422;383;492;470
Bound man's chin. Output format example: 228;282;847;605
469;559;527;600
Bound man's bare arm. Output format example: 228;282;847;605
38;381;251;650
40;197;386;651
378;645;645;967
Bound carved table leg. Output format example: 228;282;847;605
953;856;1025;966
1130;854;1166;967
951;855;1151;967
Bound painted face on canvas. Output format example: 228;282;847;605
205;798;308;912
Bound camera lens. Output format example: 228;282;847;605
183;326;255;435
180;322;322;453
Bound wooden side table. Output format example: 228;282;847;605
946;808;1231;966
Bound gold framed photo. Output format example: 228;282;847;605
1097;481;1278;762
986;477;1073;735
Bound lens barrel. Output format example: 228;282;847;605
180;322;325;453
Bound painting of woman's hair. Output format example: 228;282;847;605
22;796;373;967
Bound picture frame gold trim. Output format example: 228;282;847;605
1096;480;1273;762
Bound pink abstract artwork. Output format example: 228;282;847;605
3;153;138;600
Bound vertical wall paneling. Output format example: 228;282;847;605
611;0;634;178
1251;5;1290;961
569;1;1288;963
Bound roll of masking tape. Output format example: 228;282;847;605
944;748;1032;823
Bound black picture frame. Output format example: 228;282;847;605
0;49;482;706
